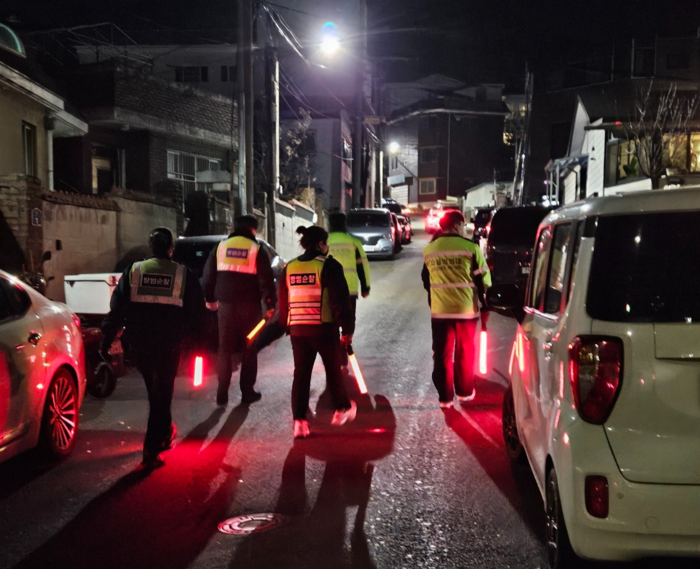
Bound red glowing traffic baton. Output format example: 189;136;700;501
246;319;266;341
347;344;368;394
479;330;488;375
193;356;204;387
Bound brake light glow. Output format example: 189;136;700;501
193;356;204;387
585;475;609;518
479;330;488;375
568;336;623;424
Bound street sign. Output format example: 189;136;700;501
363;116;384;125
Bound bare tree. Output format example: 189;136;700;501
279;108;314;196
624;81;699;189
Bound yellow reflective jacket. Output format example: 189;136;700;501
422;235;491;319
327;231;371;296
216;235;259;274
130;258;186;307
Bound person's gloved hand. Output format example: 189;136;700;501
361;290;370;298
480;305;490;328
206;301;219;311
341;334;353;349
265;307;275;320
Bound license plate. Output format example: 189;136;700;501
521;266;531;274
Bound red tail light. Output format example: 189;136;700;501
72;313;82;330
568;336;623;424
585;475;609;518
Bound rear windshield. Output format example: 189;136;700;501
173;241;218;277
474;210;492;226
488;207;551;246
588;212;700;323
347;212;391;228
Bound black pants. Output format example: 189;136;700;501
217;301;261;397
431;318;478;402
340;296;358;367
290;332;351;420
135;346;180;456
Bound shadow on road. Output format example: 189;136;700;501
227;394;396;569
442;379;546;541
13;405;249;569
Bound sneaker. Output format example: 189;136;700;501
439;400;454;409
160;423;177;451
293;420;310;439
331;400;357;426
456;390;476;403
241;391;262;405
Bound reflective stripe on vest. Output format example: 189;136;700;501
286;256;332;325
423;235;491;319
328;232;360;295
130;259;186;307
216;236;259;274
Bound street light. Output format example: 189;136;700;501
388;141;400;154
319;22;341;59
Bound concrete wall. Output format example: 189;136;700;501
110;193;179;259
42;201;118;301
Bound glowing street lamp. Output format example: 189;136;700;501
388;141;400;154
319;22;341;59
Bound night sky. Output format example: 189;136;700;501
2;0;699;90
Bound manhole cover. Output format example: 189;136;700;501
217;513;287;535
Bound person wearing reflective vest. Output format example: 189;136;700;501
421;210;491;408
327;212;370;365
203;215;277;407
101;227;203;469
278;225;357;439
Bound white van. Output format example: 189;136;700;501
488;188;700;568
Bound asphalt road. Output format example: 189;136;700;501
0;229;695;569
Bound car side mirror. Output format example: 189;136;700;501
487;284;525;322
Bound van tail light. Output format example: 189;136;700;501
485;244;494;270
585;475;609;518
568;336;623;424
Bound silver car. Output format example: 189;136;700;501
0;269;86;463
346;209;396;260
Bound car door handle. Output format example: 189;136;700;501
28;332;42;346
543;340;553;361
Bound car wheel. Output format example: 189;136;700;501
87;362;117;398
546;468;579;569
40;368;80;458
502;386;526;463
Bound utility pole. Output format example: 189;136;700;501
352;0;367;209
265;44;279;247
237;0;254;215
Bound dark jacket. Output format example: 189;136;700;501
278;249;354;337
202;230;277;309
101;257;203;353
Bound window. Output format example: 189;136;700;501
419;178;436;195
528;227;552;310
167;150;224;200
420;148;438;163
390;155;398;170
690;133;700;172
220;65;236;82
605;141;619;186
666;52;690;71
0;276;30;323
616;139;639;179
175;66;209;83
567;220;585;305
587;211;700;323
543;224;572;314
22;122;36;176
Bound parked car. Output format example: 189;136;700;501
425;205;462;234
484;206;554;296
397;214;412;244
347;209;397;259
471;207;496;243
0;269;86;463
488;188;700;568
173;235;286;353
